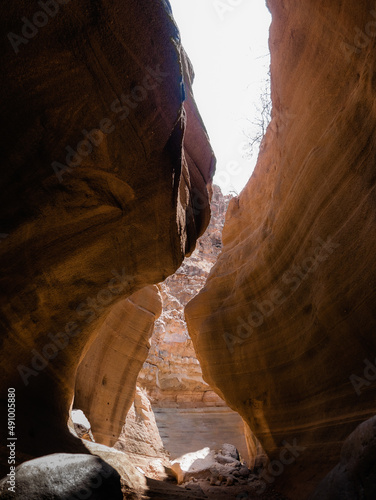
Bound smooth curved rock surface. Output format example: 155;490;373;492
0;0;214;474
0;454;123;500
74;286;162;446
186;0;376;497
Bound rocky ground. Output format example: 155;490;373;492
69;406;287;500
132;459;289;500
140;478;288;500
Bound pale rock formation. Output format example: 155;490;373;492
0;0;214;476
171;447;216;484
70;409;95;442
114;386;170;480
170;443;254;486
74;285;162;447
186;0;376;498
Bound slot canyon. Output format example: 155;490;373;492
1;0;376;499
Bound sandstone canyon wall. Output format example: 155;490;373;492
186;0;376;498
0;0;214;476
74;286;162;447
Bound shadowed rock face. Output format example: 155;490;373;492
0;0;214;474
309;416;376;500
186;0;376;497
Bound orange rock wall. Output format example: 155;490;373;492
186;1;376;497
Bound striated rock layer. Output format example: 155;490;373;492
74;286;162;447
0;0;214;475
186;0;376;498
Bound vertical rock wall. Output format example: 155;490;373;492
186;1;376;497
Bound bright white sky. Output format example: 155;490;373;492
169;0;271;194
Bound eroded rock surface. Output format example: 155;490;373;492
0;0;214;475
114;386;170;480
186;1;376;498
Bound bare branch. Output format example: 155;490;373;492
243;72;272;159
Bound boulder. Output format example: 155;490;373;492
309;416;376;500
171;445;247;485
171;448;216;484
220;444;239;461
0;454;122;500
